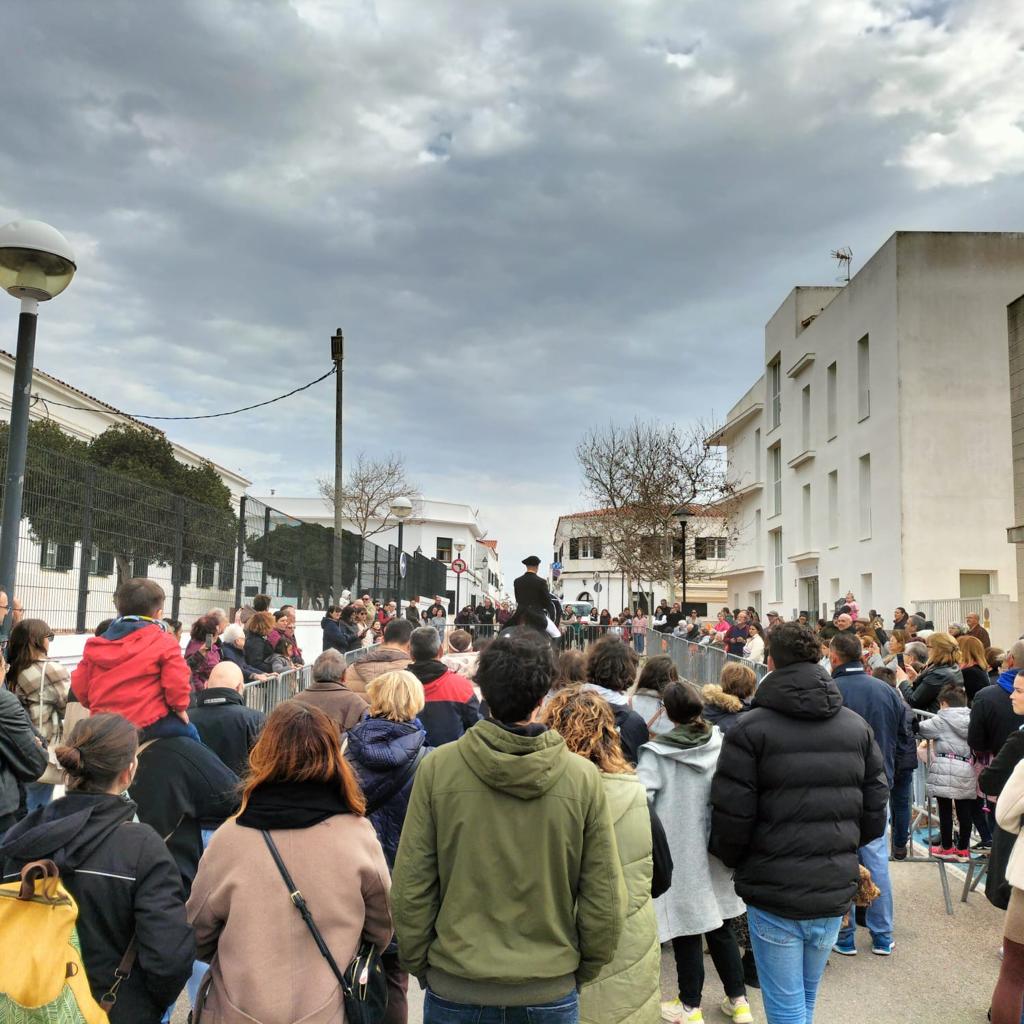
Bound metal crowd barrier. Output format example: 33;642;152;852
646;630;769;686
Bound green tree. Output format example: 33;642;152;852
245;521;342;607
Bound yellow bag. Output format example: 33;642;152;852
0;860;110;1023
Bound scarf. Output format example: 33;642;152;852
655;721;713;750
236;780;353;830
581;682;629;706
998;667;1017;695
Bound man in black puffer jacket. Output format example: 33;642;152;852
710;622;888;1023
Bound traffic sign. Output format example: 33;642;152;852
399;552;408;579
594;582;603;592
451;557;468;575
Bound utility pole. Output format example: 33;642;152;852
331;329;344;603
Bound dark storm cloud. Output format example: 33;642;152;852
1;0;1023;568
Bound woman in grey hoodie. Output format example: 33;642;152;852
919;683;975;860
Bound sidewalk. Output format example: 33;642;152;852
175;859;1005;1023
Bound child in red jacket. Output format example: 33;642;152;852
72;578;197;740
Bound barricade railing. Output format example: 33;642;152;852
243;663;313;715
646;630;769;686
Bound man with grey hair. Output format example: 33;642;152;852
407;626;480;747
293;649;367;735
966;612;991;649
969;638;1024;760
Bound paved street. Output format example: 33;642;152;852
174;858;1004;1023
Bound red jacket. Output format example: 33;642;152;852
72;625;192;729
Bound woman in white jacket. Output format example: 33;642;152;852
991;757;1024;1022
741;624;765;665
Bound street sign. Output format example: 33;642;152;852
451;557;468;575
594;582;603;593
399;552;408;579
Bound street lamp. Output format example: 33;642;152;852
0;220;76;636
390;495;413;613
453;540;466;613
672;506;692;609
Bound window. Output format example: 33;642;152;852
960;572;992;598
827;361;837;439
592;536;602;559
755;509;762;562
132;556;149;579
220;559;234;593
88;546;115;577
769;444;782;516
857;335;870;421
802;483;812;550
694;537;728;560
768;357;782;429
579;537;592;559
569;537;579;560
860;573;873;610
40;541;74;572
436;537;453;562
827;470;838;546
858;454;872;539
754;428;762;481
801;385;811;452
771;530;784;601
197;560;215;589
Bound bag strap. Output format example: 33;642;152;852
645;706;665;732
365;747;427;816
261;830;351;996
100;739;179;1011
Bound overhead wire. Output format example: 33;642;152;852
29;365;337;421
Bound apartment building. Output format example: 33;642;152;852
710;232;1024;620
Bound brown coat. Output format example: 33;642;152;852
293;681;367;734
344;647;411;701
968;623;992;650
188;814;393;1023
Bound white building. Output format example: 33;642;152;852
252;495;506;609
551;510;728;615
0;352;251;629
709;231;1024;627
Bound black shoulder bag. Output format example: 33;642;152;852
261;830;388;1024
365;747;427;816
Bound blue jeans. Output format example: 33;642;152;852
424;989;578;1023
837;821;893;947
141;713;201;743
746;906;842;1024
25;782;54;812
890;769;914;850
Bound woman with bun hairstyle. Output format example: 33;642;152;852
0;713;195;1022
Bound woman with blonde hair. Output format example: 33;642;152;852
187;701;393;1023
346;669;429;1024
958;634;991;704
908;632;965;712
542;687;669;1024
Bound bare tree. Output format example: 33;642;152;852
574;419;736;602
318;453;419;541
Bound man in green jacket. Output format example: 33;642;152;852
392;627;627;1022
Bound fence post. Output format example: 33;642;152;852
233;495;246;615
260;506;270;594
75;466;96;633
171;495;185;622
372;545;379;601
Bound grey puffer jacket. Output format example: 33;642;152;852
919;706;975;800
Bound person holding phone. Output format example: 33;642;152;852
184;614;224;697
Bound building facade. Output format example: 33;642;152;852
551;510;728;615
252;495;506;609
711;231;1024;622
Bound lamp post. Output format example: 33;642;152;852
390;495;413;615
673;506;692;609
0;220;76;637
330;329;345;602
454;540;465;613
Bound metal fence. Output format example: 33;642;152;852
241;647;364;714
647;630;769;685
909;597;986;632
0;441;448;635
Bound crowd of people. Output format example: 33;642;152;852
5;577;1024;1022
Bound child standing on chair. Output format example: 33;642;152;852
919;684;976;861
72;577;198;741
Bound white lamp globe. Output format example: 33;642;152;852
0;220;76;301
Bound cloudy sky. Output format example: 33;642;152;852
2;0;1023;575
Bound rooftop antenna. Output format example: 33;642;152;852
831;247;853;284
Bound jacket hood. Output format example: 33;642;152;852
81;624;173;670
753;661;843;721
101;616;165;642
599;771;645;824
346;716;426;771
645;723;722;771
702;684;744;714
0;792;136;873
937;705;971;738
353;646;410;666
456;719;570;800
